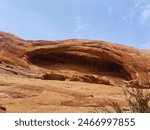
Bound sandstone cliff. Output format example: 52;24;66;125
0;32;150;85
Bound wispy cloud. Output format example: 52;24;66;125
134;0;141;8
74;16;89;38
104;1;114;16
124;0;142;24
140;5;150;24
107;6;113;15
124;0;150;25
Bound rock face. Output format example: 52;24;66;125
0;105;6;113
0;31;150;85
0;31;150;113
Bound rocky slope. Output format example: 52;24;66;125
0;31;150;112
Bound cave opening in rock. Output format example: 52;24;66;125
28;52;132;80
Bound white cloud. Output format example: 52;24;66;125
134;0;142;8
104;1;114;16
124;0;150;26
124;0;142;24
140;5;150;24
75;16;82;24
74;16;89;38
125;8;136;24
107;6;113;15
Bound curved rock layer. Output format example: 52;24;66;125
0;32;150;85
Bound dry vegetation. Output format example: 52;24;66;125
101;87;150;113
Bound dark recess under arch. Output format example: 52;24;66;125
27;52;132;80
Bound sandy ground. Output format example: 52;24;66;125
0;72;127;113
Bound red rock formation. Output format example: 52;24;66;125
0;32;150;85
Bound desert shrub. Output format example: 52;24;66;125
123;88;150;113
101;87;150;113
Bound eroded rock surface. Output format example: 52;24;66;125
0;105;6;113
0;32;150;112
0;32;150;85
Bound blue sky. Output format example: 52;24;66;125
0;0;150;49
